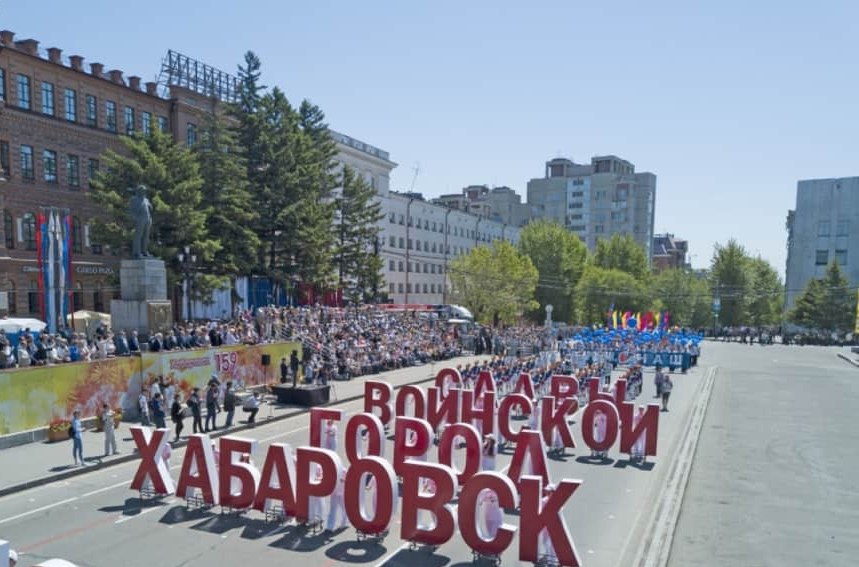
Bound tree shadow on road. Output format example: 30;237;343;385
325;540;387;563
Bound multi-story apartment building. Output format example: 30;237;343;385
785;177;859;312
433;184;531;227
527;155;656;258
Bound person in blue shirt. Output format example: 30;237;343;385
71;409;85;466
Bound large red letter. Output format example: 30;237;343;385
309;408;343;447
395;385;427;419
512;373;536;400
364;381;393;427
540;396;576;448
294;447;341;521
506;430;549;489
434;367;462;393
550;375;579;412
426;387;459;433
619;403;660;456
462;390;496;436
581;399;619;453
129;426;174;495
473;370;496;400
498;394;533;444
252;443;297;515
519;476;582;566
176;434;219;504
437;423;481;486
344;456;397;534
458;472;518;556
393;417;433;478
218;436;261;509
588;378;626;406
400;461;457;546
345;412;385;465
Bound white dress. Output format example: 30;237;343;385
480;489;503;539
632;412;645;458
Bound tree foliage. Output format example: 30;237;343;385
789;261;856;332
518;220;587;323
746;256;783;327
649;268;712;328
575;266;648;325
592;234;650;280
449;241;539;325
709;239;751;327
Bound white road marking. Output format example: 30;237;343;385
0;497;79;526
115;500;175;524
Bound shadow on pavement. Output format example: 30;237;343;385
613;459;655;471
99;496;167;517
325;540;388;563
269;525;334;552
575;455;615;466
191;512;247;535
379;548;451;567
159;504;211;525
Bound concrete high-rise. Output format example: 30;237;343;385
526;155;656;258
785;177;859;312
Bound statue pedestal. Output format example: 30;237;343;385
111;259;172;337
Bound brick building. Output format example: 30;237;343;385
0;30;218;321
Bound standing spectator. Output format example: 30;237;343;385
280;357;289;384
128;330;141;353
151;393;167;429
188;388;203;434
654;365;665;399
138;389;151;426
171;393;185;442
290;350;300;387
661;375;673;412
71;410;85;466
205;383;220;432
114;330;130;356
101;403;118;456
223;382;236;428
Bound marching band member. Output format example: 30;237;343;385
324;418;338;452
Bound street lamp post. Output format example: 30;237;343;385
177;246;196;322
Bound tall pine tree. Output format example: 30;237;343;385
337;166;384;303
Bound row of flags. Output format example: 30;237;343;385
607;306;671;331
35;210;73;333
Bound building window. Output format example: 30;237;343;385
407;262;412;272
91;240;103;255
835;249;848;266
836;220;850;237
595;225;605;234
67;154;80;188
72;217;82;253
88;158;99;187
20;145;34;179
3;210;14;249
41;82;55;116
398;261;404;272
398;283;404;294
0;140;9;178
186;123;197;147
85;95;97;127
398;237;404;248
388;283;395;294
106;101;117;132
158;116;168;133
815;249;829;265
22;213;36;250
73;283;84;312
388;235;395;247
389;212;395;223
124;106;135;134
28;282;40;315
0;67;5;101
64;88;77;122
398;215;404;225
43;150;58;183
142;111;152;136
430;283;436;293
16;74;31;110
423;284;428;293
389;260;395;271
817;221;831;237
407;283;412;293
93;284;104;312
6;282;16;315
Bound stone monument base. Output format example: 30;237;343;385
120;258;168;301
111;299;173;338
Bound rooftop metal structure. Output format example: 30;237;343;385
158;50;239;103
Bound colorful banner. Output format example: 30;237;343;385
137;342;302;402
0;357;140;435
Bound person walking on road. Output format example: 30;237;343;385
188;387;203;434
71;409;85;466
171;393;185;442
101;403;118;456
205;382;220;432
654;365;665;399
223;382;236;428
151;393;167;429
661;375;673;412
138;389;151;426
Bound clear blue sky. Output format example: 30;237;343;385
4;1;857;275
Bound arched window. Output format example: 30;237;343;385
72;217;82;253
22;213;36;251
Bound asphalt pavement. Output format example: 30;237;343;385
668;342;859;567
0;353;712;567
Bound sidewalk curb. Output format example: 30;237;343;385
634;366;717;567
836;353;859;368
0;372;441;499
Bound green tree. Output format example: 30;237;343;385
195;112;260;308
88;130;220;296
575;266;649;325
519;220;587;323
337;166;384;303
592;234;650;280
449;241;539;325
746;256;783;327
709;239;751;327
790;261;856;332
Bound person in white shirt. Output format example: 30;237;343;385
326;465;348;531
